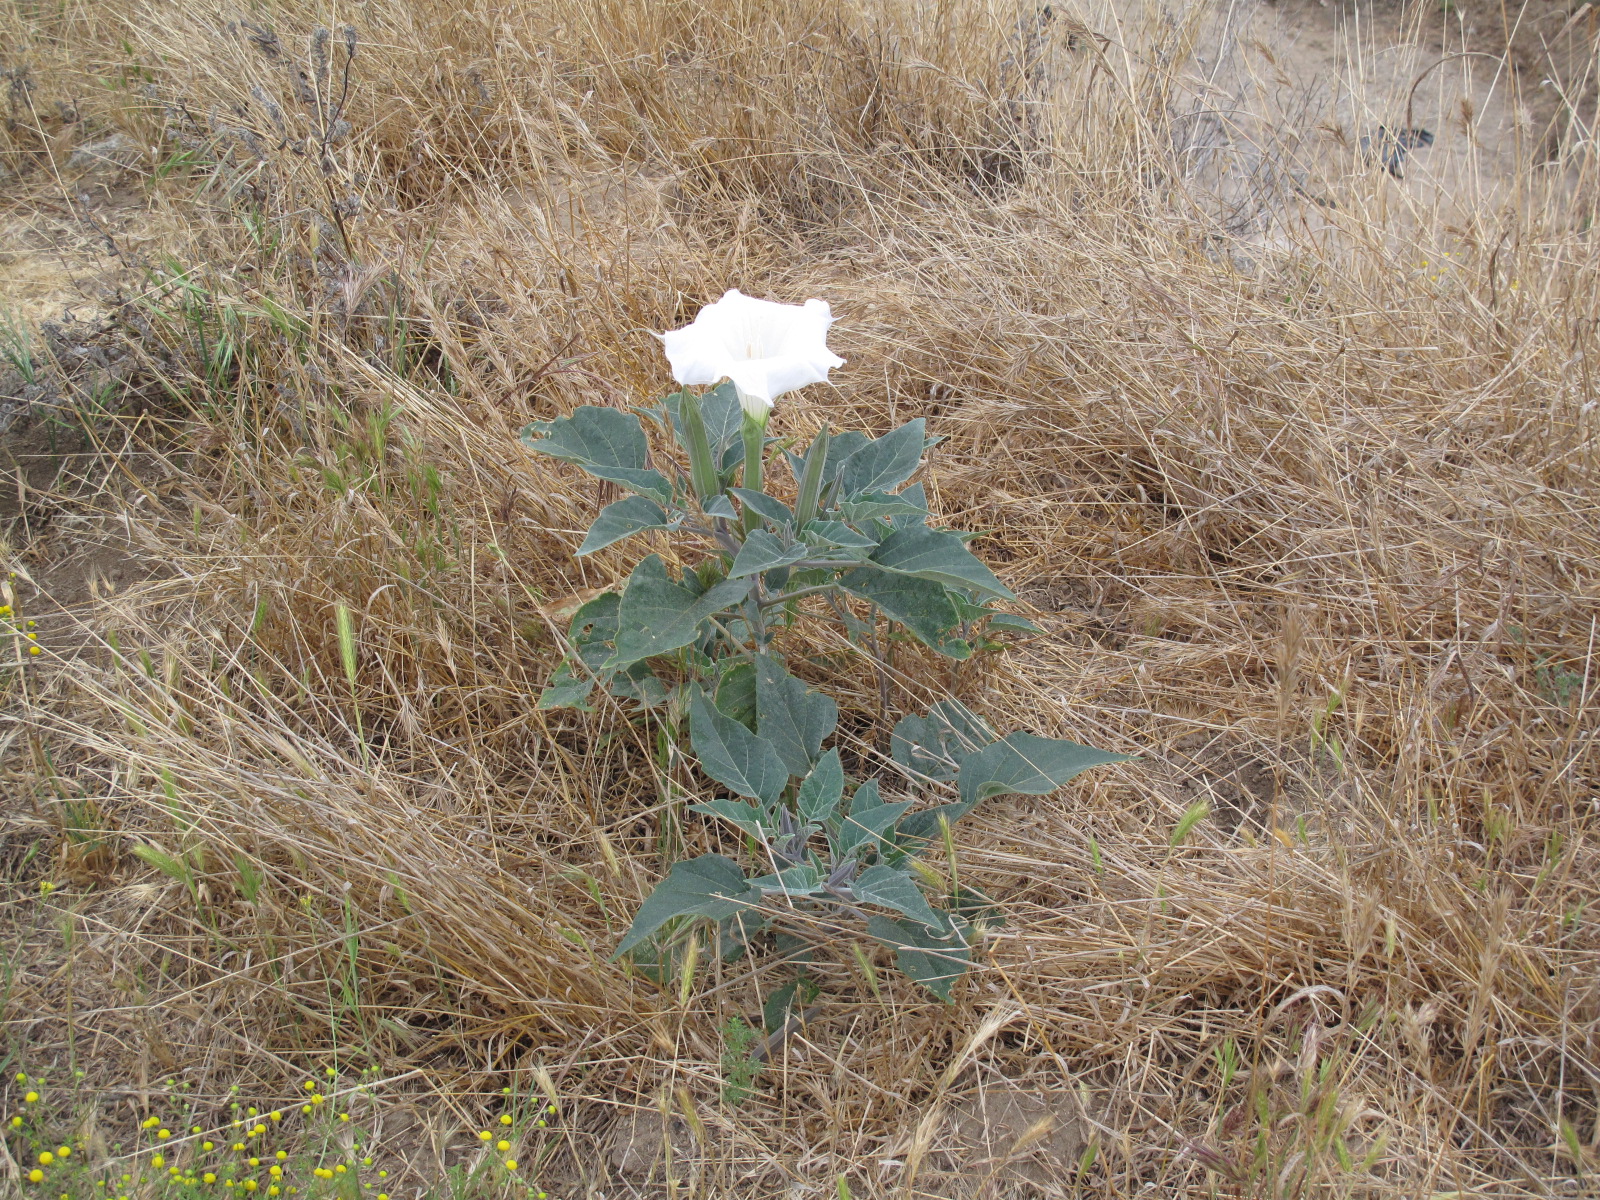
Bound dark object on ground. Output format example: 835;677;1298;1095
1361;125;1435;179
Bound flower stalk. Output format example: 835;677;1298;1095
678;388;720;502
740;412;766;531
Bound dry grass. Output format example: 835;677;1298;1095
1;0;1598;1195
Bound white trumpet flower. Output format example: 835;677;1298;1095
659;289;844;423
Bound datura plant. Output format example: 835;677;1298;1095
521;291;1127;1001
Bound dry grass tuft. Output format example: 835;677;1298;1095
2;0;1598;1195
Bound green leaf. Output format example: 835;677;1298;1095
522;406;672;500
730;530;810;579
1170;800;1209;846
801;520;879;552
538;591;620;710
607;556;751;669
838;419;926;498
891;701;997;783
714;660;758;731
831;780;914;859
730;488;794;528
749;864;824;896
690;693;790;807
703;493;739;520
868;525;1014;600
851;863;942;928
983;612;1043;634
837;493;928;524
901;732;1128;840
577;496;673;556
755;656;839;776
689;798;774;841
838;568;970;658
609;661;670;706
865;912;970;1001
796;749;845;825
959;732;1129;809
615;854;758;956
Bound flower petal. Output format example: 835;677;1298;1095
659;289;843;405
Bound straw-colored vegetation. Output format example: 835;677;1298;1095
2;0;1597;1195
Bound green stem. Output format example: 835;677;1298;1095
740;415;766;533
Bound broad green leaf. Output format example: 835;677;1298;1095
851;863;942;928
891;701;997;783
901;732;1128;839
730;488;794;528
958;732;1129;810
796;749;845;825
868;525;1014;600
577;496;673;556
984;612;1043;634
522;407;672;500
690;693;790;807
831;780;914;859
607;556;751;669
714;660;758;731
889;483;932;530
702;493;739;520
838;568;970;658
837;493;928;524
838;419;926;499
755;656;838;777
865;912;970;1001
689;798;774;841
763;978;802;1033
801;520;879;552
537;671;594;710
608;662;670;706
749;864;824;897
730;530;810;579
615;854;757;956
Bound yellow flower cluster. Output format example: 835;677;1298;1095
8;1066;566;1199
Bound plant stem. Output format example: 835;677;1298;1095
741;415;765;532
